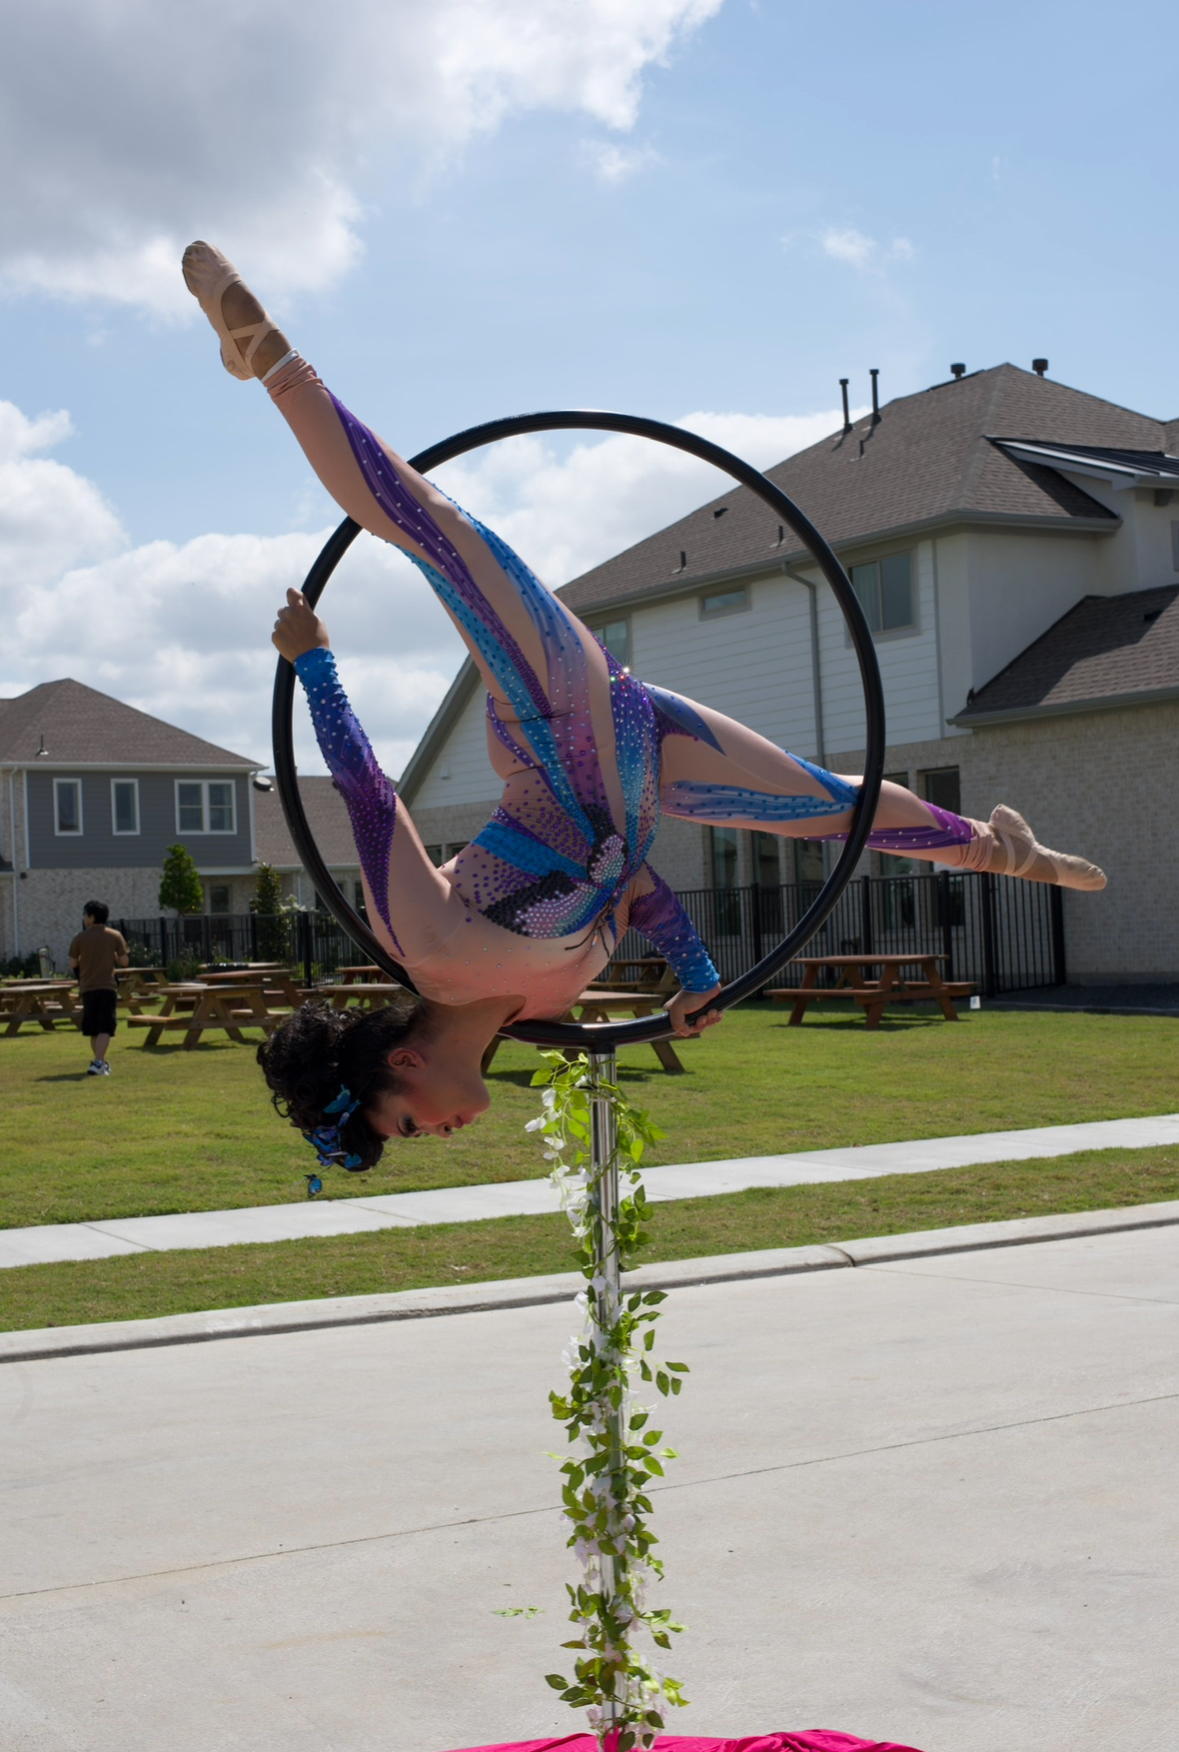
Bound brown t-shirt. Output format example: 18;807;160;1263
69;925;129;993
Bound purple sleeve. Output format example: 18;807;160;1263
627;865;720;993
293;647;399;944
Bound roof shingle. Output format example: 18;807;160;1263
559;364;1168;613
954;585;1179;721
0;679;257;767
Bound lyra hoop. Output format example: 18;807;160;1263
272;410;886;1048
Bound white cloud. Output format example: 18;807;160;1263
0;391;857;780
582;140;662;183
818;227;916;273
820;227;877;271
0;0;723;318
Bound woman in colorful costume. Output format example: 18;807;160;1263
182;244;1105;1171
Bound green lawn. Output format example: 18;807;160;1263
3;1005;1177;1228
2;1143;1174;1333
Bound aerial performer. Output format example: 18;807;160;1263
181;243;1105;1174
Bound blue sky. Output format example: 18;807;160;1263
1;0;1175;772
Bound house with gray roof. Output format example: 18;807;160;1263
252;775;363;919
399;362;1179;983
0;678;263;966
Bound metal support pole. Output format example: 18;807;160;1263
587;1048;622;1737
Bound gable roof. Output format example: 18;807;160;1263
0;679;258;768
253;776;359;870
560;364;1177;614
951;585;1179;725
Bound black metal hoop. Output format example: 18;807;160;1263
273;410;885;1048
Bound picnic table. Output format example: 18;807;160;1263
767;954;975;1029
199;967;304;1007
480;988;685;1076
589;957;674;992
307;982;405;1012
126;983;283;1050
115;968;168;1005
0;981;81;1036
334;965;388;985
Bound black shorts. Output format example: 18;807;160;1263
81;989;118;1038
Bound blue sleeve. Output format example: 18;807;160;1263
293;647;399;943
627;865;720;993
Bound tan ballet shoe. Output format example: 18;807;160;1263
181;240;283;381
988;805;1107;891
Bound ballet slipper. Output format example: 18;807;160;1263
181;240;282;381
986;804;1107;891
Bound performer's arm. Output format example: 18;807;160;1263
624;865;724;1030
292;645;405;947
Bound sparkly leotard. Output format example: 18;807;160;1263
271;354;995;1020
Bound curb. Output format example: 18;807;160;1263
3;1199;1176;1366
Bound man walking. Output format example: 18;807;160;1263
69;902;129;1076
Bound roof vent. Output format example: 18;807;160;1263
950;363;966;380
253;774;274;792
713;506;728;519
1032;358;1049;376
35;734;48;758
839;377;852;434
675;550;687;572
870;367;881;426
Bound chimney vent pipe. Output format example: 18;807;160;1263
950;362;966;380
839;378;851;434
870;368;880;425
1032;358;1049;376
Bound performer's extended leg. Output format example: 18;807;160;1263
651;685;1106;889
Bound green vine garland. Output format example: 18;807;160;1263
527;1052;689;1750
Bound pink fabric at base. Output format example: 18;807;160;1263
439;1732;926;1752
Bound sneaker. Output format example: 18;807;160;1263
86;1060;104;1076
98;1060;112;1075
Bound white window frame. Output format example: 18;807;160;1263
593;616;632;667
699;585;750;621
174;778;237;835
847;550;917;640
111;777;140;836
54;777;83;836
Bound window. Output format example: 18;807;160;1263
175;779;237;834
699;586;749;620
793;840;825;886
446;840;469;859
207;884;231;915
354;880;368;919
54;778;82;835
595;618;630;667
111;779;139;835
753;832;780;888
850;552;914;634
710;825;738;888
424;844;444;866
920;767;961;814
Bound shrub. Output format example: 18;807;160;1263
159;844;205;915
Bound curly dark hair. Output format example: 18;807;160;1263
256;992;425;1171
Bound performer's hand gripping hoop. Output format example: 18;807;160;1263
272;410;886;1049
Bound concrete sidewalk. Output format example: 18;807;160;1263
1;1220;1175;1752
3;1110;1178;1269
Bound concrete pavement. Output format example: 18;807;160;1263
4;1110;1178;1269
1;1220;1176;1751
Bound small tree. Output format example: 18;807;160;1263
159;843;205;916
251;861;292;961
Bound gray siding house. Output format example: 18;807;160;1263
0;679;262;966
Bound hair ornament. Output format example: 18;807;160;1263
303;1084;365;1171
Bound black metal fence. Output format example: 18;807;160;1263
116;911;367;990
613;871;1064;997
123;871;1063;1001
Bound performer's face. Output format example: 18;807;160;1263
367;1046;490;1141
